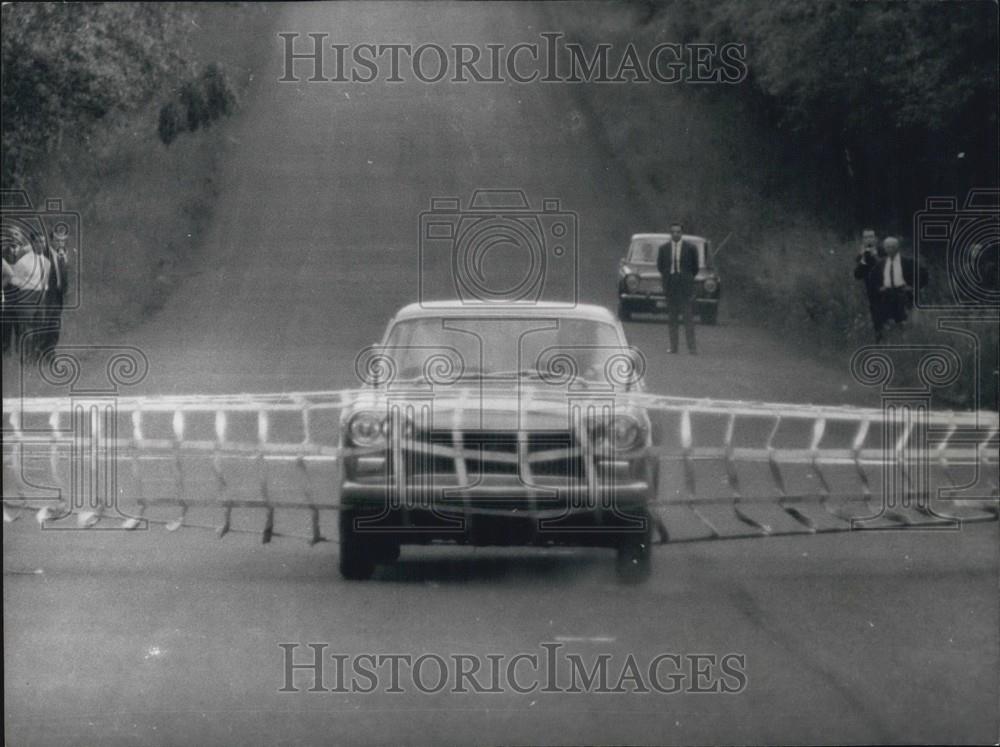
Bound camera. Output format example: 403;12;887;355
1;190;82;310
418;189;578;306
913;189;999;309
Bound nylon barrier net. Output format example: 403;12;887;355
3;390;997;545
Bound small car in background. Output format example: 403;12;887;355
617;233;721;324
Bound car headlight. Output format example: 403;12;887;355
703;277;719;294
624;274;641;293
591;415;645;452
348;411;386;447
383;412;415;440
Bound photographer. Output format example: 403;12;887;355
853;228;882;322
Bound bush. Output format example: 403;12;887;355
201;64;236;122
179;80;207;133
158;102;182;146
161;64;238;144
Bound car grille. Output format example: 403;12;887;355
391;429;584;480
638;276;663;294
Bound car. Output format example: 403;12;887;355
617;233;721;324
338;301;658;582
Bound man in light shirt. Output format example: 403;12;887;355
867;236;927;340
2;225;52;356
9;242;51;294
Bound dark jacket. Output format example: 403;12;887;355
856;254;927;296
657;240;699;279
854;251;880;304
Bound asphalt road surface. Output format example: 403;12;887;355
4;3;998;745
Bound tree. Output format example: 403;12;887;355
662;0;998;228
1;3;193;186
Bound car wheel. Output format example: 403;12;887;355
615;530;652;584
372;539;401;564
700;305;718;325
617;301;632;322
339;511;376;580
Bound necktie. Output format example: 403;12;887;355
673;243;680;274
883;257;897;289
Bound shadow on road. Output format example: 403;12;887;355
373;547;608;585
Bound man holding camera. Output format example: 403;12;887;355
853;228;883;322
854;235;927;340
657;221;699;354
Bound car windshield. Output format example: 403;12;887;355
627;239;661;264
627;237;709;267
378;316;632;384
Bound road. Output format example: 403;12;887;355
4;3;998;745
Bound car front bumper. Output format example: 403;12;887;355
619;293;719;306
341;473;652;516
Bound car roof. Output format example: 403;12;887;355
392;301;618;324
630;233;706;243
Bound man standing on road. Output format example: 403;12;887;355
657;221;699;354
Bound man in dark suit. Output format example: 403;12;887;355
854;236;927;340
656;222;699;354
854;228;882;334
33;230;69;358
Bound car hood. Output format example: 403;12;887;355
346;382;645;431
624;262;717;281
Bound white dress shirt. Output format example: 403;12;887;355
882;254;905;289
9;251;51;292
